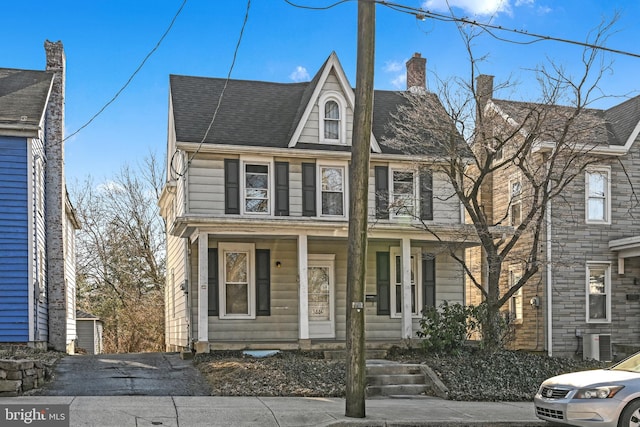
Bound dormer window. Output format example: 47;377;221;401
324;101;340;140
319;92;346;144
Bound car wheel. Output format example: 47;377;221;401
619;400;640;427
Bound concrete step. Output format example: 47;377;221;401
365;362;431;398
366;383;430;397
323;350;387;360
366;363;423;376
367;373;426;386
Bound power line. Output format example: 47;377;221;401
282;0;354;10
377;1;640;59
170;0;251;179
64;0;188;142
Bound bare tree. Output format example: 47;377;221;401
386;19;619;349
72;153;166;353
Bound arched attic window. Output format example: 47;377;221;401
319;92;346;144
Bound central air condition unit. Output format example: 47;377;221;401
583;333;612;362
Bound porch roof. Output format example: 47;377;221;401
170;215;481;246
608;236;640;274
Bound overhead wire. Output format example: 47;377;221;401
170;0;251;179
64;0;188;143
282;0;640;59
376;1;640;59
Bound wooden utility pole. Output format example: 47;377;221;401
345;0;375;418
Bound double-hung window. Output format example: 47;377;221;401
586;262;611;323
508;267;523;322
509;176;522;226
219;243;255;319
391;169;416;218
389;247;421;318
244;162;270;214
586;168;610;224
320;165;345;216
319;92;346;144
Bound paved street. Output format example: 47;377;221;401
34;352;211;396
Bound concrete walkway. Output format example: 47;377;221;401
0;396;545;426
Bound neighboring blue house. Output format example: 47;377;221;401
0;41;79;352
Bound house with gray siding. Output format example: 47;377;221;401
474;75;640;360
0;41;79;352
160;52;475;353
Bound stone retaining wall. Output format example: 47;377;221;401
0;359;46;396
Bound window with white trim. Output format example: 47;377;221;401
219;242;255;319
319;92;346;144
243;162;270;214
509;176;522;226
586;262;610;323
508;267;523;322
586;168;610;224
390;169;416;218
320;165;345;216
389;247;421;318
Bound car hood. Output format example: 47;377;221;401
543;369;640;388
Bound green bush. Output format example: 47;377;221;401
416;301;476;353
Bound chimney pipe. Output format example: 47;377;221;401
406;52;426;92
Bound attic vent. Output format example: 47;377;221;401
20;115;28;121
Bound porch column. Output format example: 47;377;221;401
298;234;309;340
401;237;412;339
196;232;209;353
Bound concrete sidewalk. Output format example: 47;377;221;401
0;396;545;426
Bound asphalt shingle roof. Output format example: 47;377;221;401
169;65;461;157
0;68;53;129
491;95;640;147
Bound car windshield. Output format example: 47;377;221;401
610;352;640;373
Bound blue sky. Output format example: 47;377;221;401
3;0;640;183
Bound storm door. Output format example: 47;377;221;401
307;255;335;338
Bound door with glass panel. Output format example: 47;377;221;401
307;255;335;338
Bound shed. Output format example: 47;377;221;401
75;310;103;354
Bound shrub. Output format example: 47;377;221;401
416;301;475;353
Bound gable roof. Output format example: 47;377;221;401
0;68;54;134
489;94;640;154
169;53;458;158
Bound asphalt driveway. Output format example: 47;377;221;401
34;352;211;396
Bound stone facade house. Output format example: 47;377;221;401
472;74;640;360
0;41;79;352
160;52;475;353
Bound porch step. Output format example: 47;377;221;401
365;361;434;398
323;349;387;360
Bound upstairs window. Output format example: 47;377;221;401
391;170;416;218
320;166;345;216
509;177;522;226
586;168;610;224
324;101;340;140
319;92;346;144
244;164;269;214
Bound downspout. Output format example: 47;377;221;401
546;159;553;357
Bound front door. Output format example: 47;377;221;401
308;255;335;338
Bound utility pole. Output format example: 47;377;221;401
345;0;375;418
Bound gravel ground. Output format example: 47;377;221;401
194;347;609;401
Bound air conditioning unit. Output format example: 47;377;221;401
583;334;612;362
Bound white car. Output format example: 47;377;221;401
534;351;640;427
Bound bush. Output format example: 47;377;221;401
417;301;515;353
416;301;475;353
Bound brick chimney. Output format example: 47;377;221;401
476;74;494;116
44;40;68;352
406;53;426;92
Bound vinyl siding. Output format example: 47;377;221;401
0;136;29;342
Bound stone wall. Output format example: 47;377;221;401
0;359;47;396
